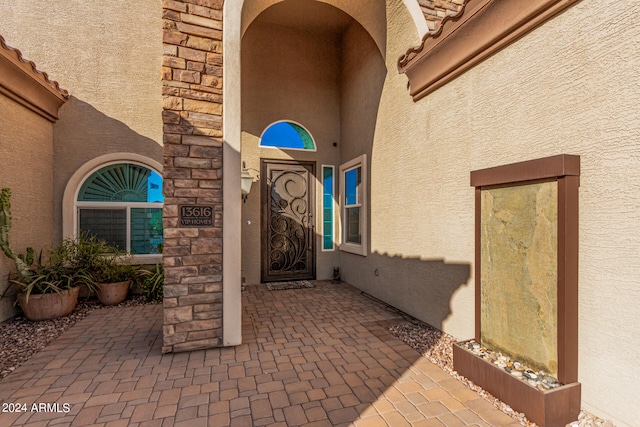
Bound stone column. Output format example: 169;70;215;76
161;0;224;353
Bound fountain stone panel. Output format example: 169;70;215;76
453;155;581;427
480;180;558;375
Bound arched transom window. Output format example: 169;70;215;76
259;121;316;151
76;162;164;255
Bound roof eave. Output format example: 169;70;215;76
398;0;581;102
0;35;69;122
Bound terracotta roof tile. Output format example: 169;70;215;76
418;0;466;31
0;34;69;99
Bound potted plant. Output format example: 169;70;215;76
92;253;138;305
51;231;136;305
9;239;98;321
11;257;89;321
1;188;95;320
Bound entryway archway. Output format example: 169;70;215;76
239;0;387;286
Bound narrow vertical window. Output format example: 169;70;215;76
339;154;367;256
344;167;361;244
322;165;335;251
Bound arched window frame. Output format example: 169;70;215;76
258;120;317;152
62;153;163;264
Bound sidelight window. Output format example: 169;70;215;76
322;165;335;251
339;155;367;256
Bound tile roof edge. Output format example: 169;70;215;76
398;0;469;71
0;34;69;100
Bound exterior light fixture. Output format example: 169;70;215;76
241;161;253;203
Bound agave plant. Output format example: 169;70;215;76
8;236;101;302
2;188;142;306
10;262;81;303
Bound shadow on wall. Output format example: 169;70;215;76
52;96;163;242
341;251;472;333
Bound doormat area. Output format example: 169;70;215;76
264;280;315;291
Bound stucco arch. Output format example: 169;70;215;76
221;0;418;347
240;0;388;59
61;153;163;263
401;0;429;37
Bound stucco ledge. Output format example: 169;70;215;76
397;0;581;101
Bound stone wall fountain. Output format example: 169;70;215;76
453;155;581;427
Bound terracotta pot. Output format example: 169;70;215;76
17;287;80;321
96;280;131;305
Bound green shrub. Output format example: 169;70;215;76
1;188;139;302
140;264;163;302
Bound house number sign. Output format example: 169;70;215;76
179;205;214;227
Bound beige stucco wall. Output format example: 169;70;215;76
338;21;388;275
339;23;386;166
0;0;163;242
0;95;54;322
0;0;636;423
241;19;343;284
337;0;474;349
353;0;639;424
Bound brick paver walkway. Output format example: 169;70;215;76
0;281;519;426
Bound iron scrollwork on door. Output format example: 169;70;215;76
269;170;309;274
262;161;315;282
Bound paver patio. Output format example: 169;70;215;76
0;281;519;426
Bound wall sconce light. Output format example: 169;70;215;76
241;161;254;203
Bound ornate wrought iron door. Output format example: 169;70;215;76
261;160;315;282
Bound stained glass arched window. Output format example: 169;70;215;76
76;163;164;255
259;121;316;151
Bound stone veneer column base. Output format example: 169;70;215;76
161;0;225;353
